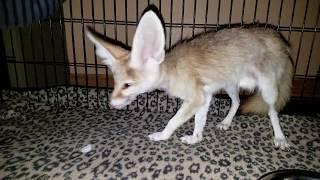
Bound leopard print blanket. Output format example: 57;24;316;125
0;87;319;179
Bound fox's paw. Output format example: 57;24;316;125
216;122;230;130
274;138;290;150
148;132;170;141
180;134;203;144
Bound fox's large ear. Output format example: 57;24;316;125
130;11;165;69
85;27;129;67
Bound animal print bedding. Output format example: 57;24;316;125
0;87;319;179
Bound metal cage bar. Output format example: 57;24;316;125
80;0;89;106
69;0;79;104
91;0;99;108
59;18;320;32
57;0;69;106
301;2;320;98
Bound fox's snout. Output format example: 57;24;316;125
109;90;133;109
110;92;126;109
109;98;127;109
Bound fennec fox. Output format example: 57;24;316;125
86;9;293;149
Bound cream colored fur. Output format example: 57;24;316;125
240;59;293;114
86;10;293;150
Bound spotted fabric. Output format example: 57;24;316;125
0;87;319;179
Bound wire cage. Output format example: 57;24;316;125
0;0;320;112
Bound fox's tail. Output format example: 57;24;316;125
239;59;293;115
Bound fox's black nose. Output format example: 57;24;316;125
109;102;115;109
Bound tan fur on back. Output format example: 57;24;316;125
159;27;292;114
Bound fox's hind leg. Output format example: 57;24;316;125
217;86;240;130
180;93;212;144
260;76;289;149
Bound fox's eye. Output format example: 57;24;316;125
123;83;132;89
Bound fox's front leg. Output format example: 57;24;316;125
180;93;212;144
148;96;204;142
